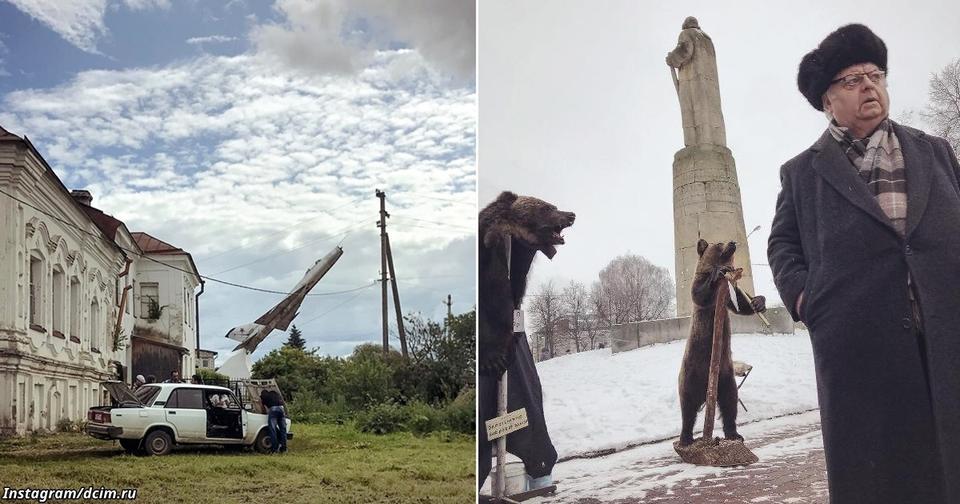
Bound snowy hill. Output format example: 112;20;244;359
537;331;820;459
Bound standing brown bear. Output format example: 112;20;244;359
678;239;766;446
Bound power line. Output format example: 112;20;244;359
0;187;369;297
391;222;474;233
212;217;368;275
400;215;470;228
296;284;376;326
195;196;365;262
401;193;476;207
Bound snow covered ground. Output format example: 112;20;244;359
538;331;819;459
539;410;827;503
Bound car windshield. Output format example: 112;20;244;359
135;385;161;405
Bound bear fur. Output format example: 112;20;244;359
678;239;766;446
478;191;575;377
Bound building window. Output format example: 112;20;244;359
52;268;65;337
90;299;100;352
140;282;159;319
70;277;81;342
29;255;44;330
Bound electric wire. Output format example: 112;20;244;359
0;188;370;297
195;196;364;262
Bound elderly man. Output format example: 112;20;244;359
768;24;960;503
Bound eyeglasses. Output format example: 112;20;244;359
830;70;886;90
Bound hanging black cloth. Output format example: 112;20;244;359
477;333;558;487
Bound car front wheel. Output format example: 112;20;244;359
253;429;272;454
143;430;173;456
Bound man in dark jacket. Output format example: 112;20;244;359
769;23;960;504
260;389;287;453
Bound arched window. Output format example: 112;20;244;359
69;277;81;342
90;299;100;352
29;253;45;332
52;267;65;338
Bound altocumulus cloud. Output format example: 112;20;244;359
6;0;170;53
0;48;476;360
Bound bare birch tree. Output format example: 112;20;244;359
529;280;561;359
562;281;589;352
922;58;960;154
591;254;674;326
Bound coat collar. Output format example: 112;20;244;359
809;121;933;240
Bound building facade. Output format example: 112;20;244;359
128;232;201;384
0;126;202;434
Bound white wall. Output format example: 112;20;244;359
0;140;128;434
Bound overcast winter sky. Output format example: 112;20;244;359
0;0;476;362
479;0;960;309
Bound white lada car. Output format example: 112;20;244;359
85;381;292;455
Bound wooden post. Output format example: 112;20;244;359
444;294;453;339
702;275;731;441
495;371;508;499
376;189;389;355
384;233;408;359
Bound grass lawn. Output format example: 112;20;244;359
0;424;474;503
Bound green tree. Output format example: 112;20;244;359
285;324;306;350
251;346;339;401
404;309;476;403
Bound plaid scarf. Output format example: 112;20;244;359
827;118;907;236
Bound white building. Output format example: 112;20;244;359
128;232;202;384
0;125;202;434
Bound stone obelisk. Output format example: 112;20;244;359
666;16;755;317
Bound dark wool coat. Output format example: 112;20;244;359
768;123;960;503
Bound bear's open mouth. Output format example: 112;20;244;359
551;225;566;245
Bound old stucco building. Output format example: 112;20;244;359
0;125;203;434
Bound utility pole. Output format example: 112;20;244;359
444;294;453;338
384;234;408;358
376;189;389;355
376;189;409;358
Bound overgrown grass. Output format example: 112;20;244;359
0;423;474;503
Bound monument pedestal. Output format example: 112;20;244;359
673;144;755;317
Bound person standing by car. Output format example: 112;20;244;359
164;370;183;383
260;389;287;453
133;374;146;391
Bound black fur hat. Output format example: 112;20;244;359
797;24;887;111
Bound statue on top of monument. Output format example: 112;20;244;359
666;16;727;147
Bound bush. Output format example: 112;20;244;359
287;395;352;425
252;347;342;402
442;388;475;434
356;403;408;435
195;368;229;384
336;348;397;409
57;418;77;432
403;401;443;436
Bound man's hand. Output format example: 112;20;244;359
750;295;766;313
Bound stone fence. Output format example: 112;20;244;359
610;306;795;354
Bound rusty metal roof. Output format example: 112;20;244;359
131;232;184;253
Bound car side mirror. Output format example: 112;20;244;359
244;404;252;411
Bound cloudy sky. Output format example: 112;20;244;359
0;0;476;362
479;0;959;309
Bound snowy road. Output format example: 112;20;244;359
532;410;828;504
